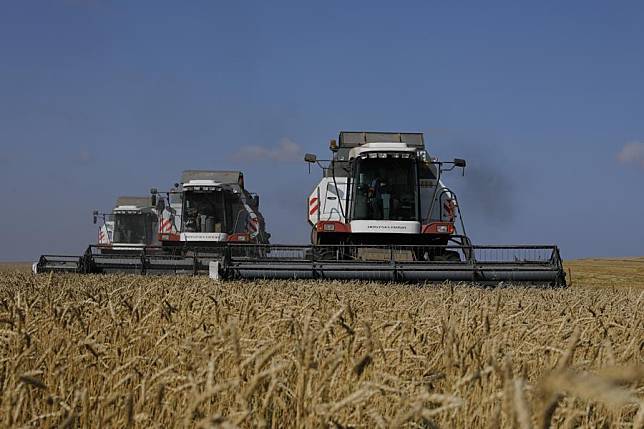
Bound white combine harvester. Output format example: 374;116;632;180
304;131;466;261
221;131;565;285
33;196;159;273
152;170;269;247
93;196;159;252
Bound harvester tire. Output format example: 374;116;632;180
433;251;461;262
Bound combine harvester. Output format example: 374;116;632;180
221;131;565;286
35;133;565;286
35;196;159;273
151;170;270;248
93;196;160;252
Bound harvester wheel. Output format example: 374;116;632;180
307;248;331;261
433;250;461;262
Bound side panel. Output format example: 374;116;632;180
307;186;321;226
237;189;266;241
149;210;160;246
98;222;113;245
420;179;456;224
308;177;347;226
158;198;182;240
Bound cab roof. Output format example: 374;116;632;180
115;196;152;209
181;170;243;186
338;131;424;148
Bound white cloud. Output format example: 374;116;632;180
616;142;644;169
231;138;303;162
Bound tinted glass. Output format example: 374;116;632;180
113;214;148;244
352;157;418;221
182;191;227;233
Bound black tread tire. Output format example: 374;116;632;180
433;250;462;262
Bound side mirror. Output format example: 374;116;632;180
92;210;98;224
304;153;317;163
253;195;260;208
454;158;466;168
150;188;157;206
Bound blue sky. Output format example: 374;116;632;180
1;1;643;260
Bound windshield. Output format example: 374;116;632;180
113;213;148;244
352;155;418;221
182;190;231;233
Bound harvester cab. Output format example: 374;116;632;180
306;132;467;253
152;170;269;248
93;196;159;252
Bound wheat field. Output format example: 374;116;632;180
0;261;643;428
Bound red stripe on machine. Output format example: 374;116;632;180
309;205;319;215
160;218;172;233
